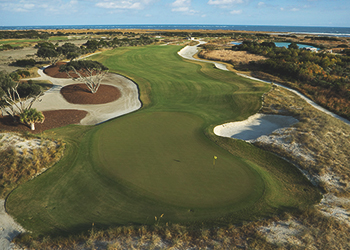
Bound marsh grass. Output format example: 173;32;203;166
13;209;350;249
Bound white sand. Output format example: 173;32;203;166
0;200;25;250
0;133;57;157
214;113;298;141
259;220;305;246
30;67;142;125
177;41;230;71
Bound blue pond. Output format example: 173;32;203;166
232;41;319;50
274;42;318;50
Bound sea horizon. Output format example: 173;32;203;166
1;24;350;37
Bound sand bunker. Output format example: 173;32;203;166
214;114;298;141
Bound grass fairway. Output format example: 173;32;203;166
6;45;321;236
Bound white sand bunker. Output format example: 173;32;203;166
214;113;298;141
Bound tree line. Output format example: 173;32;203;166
0;30;50;40
234;41;350;119
34;36;156;64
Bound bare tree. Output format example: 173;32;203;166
60;60;109;94
0;82;43;118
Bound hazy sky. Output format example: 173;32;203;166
0;0;349;27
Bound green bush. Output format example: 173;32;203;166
14;59;36;67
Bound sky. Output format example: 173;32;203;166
0;0;349;27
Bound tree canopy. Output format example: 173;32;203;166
59;60;109;94
60;60;108;72
233;40;350;119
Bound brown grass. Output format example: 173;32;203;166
258;85;350;196
0;134;65;198
199;49;267;65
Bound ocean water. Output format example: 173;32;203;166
1;24;349;37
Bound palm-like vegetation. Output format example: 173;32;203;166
19;108;45;130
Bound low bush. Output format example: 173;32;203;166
14;59;36;67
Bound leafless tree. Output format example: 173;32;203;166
0;82;43;118
60;60;109;94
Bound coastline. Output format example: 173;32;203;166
1;25;349;37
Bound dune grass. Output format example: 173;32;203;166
6;45;321;236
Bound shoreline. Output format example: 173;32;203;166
1;24;349;35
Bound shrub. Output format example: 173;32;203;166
14;59;36;67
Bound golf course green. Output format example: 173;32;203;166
6;45;321;236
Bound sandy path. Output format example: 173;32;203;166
237;75;350;126
30;67;141;125
178;41;230;71
0;200;25;250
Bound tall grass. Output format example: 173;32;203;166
0;133;65;198
258;85;350;196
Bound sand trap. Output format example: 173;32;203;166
214;114;298;141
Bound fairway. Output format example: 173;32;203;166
94;112;262;207
6;45;321;236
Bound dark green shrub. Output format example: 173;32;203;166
14;59;36;67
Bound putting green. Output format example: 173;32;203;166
94;112;263;208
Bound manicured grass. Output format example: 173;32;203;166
95;45;267;124
94;112;262;208
6;45;321;236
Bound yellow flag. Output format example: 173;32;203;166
214;156;218;159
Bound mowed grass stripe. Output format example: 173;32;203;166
95;45;267;123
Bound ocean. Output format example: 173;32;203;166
1;24;350;37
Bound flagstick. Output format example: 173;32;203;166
213;156;217;166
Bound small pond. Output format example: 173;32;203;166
274;42;319;50
231;41;319;50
